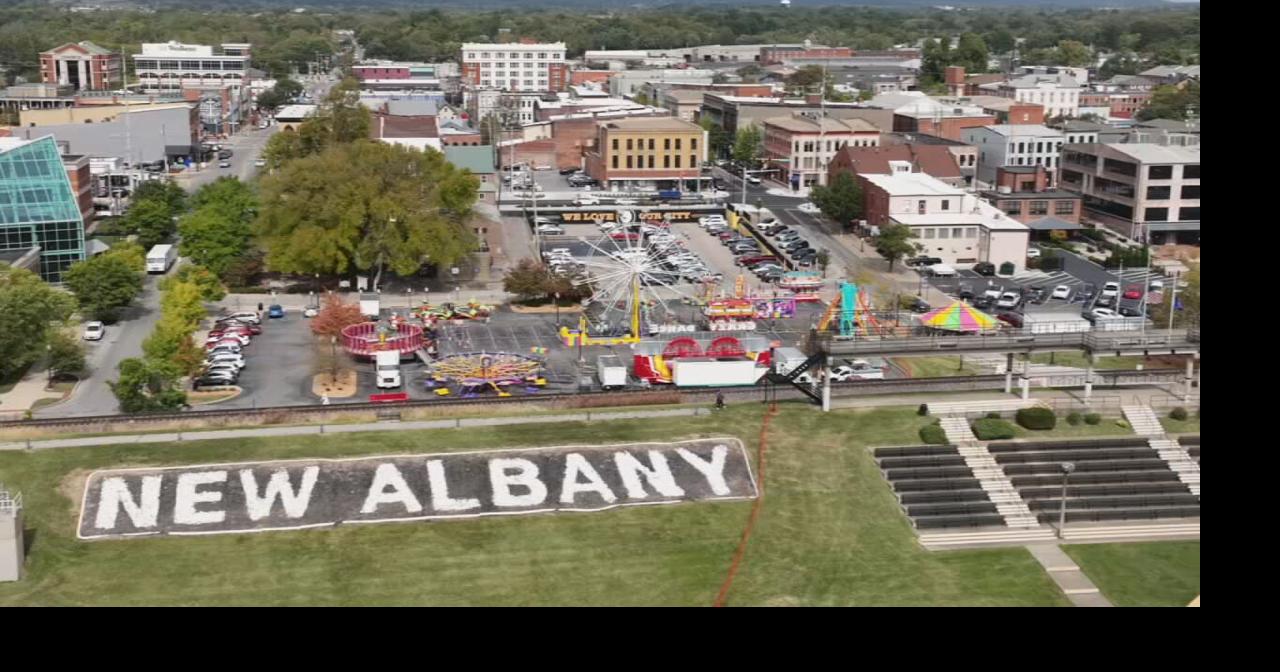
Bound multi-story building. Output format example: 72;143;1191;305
1058;143;1200;244
701;93;891;137
762;114;880;188
40;42;123;92
607;69;716;98
962;124;1065;188
584;117;707;190
979;72;1081;119
980;166;1083;233
12;103;203;167
759;44;853;65
827;143;965;189
0;136;87;282
133;41;252;94
881;132;978;186
860;172;1030;270
461;41;567;93
873;92;997;142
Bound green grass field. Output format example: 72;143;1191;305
0;403;1081;607
1064;542;1200;607
1006;417;1134;439
1161;414;1200;434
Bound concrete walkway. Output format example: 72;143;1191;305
829;386;1182;410
1025;543;1114;607
0;363;57;415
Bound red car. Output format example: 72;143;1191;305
736;254;778;266
1122;286;1144;300
215;321;262;335
609;232;641;241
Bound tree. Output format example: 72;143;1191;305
110;357;187;413
124;198;177;248
699;117;729;159
142;316;202;376
809;171;863;228
1137;81;1200;121
130;180;186;214
310;293;366;337
256;141;478;284
1150;264;1199;328
179;208;254;277
162;265;226;302
815;250;831;277
985;29;1016;55
63;253;143;323
274;77;304;100
46;329;86;379
104;240;147;273
0;266;75;381
190;176;257;222
736;64;763;80
955;33;989;74
260;77;371;166
874;224;921;271
503;258;554;302
159;280;208;331
731;124;763;167
633;92;650;106
1054;40;1092;67
787;65;827;91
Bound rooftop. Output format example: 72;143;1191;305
973;124;1064;138
275;104;318;120
602;117;700;132
834;143;960;178
43;41;116;56
385;99;438;116
1002;73;1080;89
1106;143;1200;164
863;172;965;197
443;145;496;174
0;137;37;152
764;115;879;133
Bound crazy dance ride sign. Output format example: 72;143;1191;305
77;439;757;540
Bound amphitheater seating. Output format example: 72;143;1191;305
1180;435;1201;464
873;445;999;529
987;439;1200;525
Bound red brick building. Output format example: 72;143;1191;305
760;46;853;65
40;42;122;92
62;153;94;226
980;166;1082;229
570;70;616;86
828;143;965;188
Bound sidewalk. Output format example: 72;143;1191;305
1025;543;1113;607
0;363;58;415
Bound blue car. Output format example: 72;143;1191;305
267;304;285;318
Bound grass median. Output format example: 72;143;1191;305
1063;541;1200;607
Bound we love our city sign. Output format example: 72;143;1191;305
77;439;757;540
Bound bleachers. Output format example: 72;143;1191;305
873;444;1000;529
987;439;1200;525
1180;435;1201;465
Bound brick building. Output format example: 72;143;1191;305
461;40;568;93
760;45;853;65
763;114;880;188
40;42;122;92
827;143;965;188
584;117;707;189
980;166;1082;232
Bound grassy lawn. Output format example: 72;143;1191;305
893;356;981;378
1005;417;1134;439
0;403;1071;607
1064;542;1200;607
1028;353;1146;369
1161;414;1200;434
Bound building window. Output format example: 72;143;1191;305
1183;165;1200;179
691;138;698;150
1148;165;1173;180
917;200;926;214
1029;201;1048;215
951;227;963;239
1146;185;1171;200
938;228;950;239
1144;207;1169;222
1181;185;1200;199
1054;200;1075;215
1001;201;1021;216
675;138;682;150
966;228;977;238
1178;207;1200;220
924;228;936;239
612;138;618;150
648;138;655;151
649;156;655;169
612;156;618;169
626;139;633;151
675;155;681;168
941;200;950;211
664;155;670;168
689;155;696;168
626;156;633;169
539;53;547;59
664;138;670;150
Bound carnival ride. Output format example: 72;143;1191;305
777;271;824;302
559;232;700;347
415;299;495;326
425;352;547;397
701;274;799;331
631;334;773;386
817;281;881;340
340;320;426;357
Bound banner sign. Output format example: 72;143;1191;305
78;439;757;540
558;210;714;224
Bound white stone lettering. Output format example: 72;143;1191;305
426;459;480;512
559;453;617;505
240;467;319;521
613;450;685;499
488;458;548;508
94;475;163;530
174;471;228;526
361;463;423;514
675;445;731;496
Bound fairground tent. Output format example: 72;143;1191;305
918;300;999;332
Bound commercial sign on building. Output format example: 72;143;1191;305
77;439;757;539
558;210;708;224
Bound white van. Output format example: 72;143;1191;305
146;244;177;274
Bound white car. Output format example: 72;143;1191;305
746;176;761;185
756;219;781;231
798;202;821;214
219;311;261;325
613;198;638;205
1051;285;1072;300
303;306;319;318
83;321;105;341
575;196;601;206
1100;281;1121;298
218;161;232;169
207;332;250;346
254;158;267;168
1026;248;1041;258
1149;279;1165;292
535;224;565;235
1089;308;1119;321
996;292;1021;309
830;361;884;381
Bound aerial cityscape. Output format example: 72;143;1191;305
0;1;1199;607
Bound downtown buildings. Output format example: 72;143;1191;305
0;136;87;282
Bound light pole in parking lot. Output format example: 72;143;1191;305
1056;461;1076;539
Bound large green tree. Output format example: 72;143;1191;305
955;33;989;74
110;357;187;413
809;172;864;228
874;224;922;272
47;329;87;379
731;124;763;167
257;141;478;287
130;180;187;215
0;266;75;381
262;77;371;167
63;253;144;323
1137;82;1200;121
124;198;178;249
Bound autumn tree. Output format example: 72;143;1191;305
503;258;554;303
311;293;367;337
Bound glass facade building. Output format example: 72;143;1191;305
0;135;86;282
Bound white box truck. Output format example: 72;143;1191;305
671;358;766;387
145;244;177;274
360;292;380;320
375;350;402;389
597;355;627;390
772;347;817;383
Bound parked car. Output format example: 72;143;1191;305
1149;279;1165;292
908;298;932;314
613;198;638;205
303;306;319;318
610;231;641;241
972;262;996;276
1026;248;1041;258
535;223;564;235
1119;305;1146;317
267;304;285;318
766;226;792;237
996;292;1021;309
254;159;267;168
559;167;581;175
1051;285;1072;300
1123;286;1144;300
574;196;600;206
906;256;943;268
797;202;820;214
1100;281;1121;298
218;161;232;169
756;219;781;231
218;312;261;325
83;321;105;341
958;283;975;301
194;374;237;390
973;296;995;310
746;175;761;185
996;311;1024;328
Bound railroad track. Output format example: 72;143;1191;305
0;369;1183;431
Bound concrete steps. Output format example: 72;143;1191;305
958;442;1040;529
1122;405;1165;437
1150;438;1200;496
1060;522;1200;543
920;527;1058;549
920;522;1200;549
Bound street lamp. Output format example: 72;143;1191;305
1056;462;1076;539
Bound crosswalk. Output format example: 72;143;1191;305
1020;268;1162;292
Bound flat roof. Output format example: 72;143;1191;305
863;172;965;197
275;104;318;120
1107;143;1200;164
601;117;700;132
1025;216;1084;231
974;124;1063;138
764;115;878;133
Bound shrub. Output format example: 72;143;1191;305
985;411;1002;419
972;418;1017;440
917;403;929;416
1067;412;1082;426
1084;413;1102;425
1170;407;1189;421
1016;407;1057;430
919;422;947;445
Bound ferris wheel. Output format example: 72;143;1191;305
570;228;702;338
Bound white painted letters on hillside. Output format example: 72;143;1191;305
94;475;163;530
489;458;548;507
361;463;423;514
240;467;319;521
426;459;480;512
174;471;228;526
676;445;731;496
559;452;618;505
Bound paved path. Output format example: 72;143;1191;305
0;363;57;414
1025;543;1114;607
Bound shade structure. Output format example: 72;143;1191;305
918;300;999;332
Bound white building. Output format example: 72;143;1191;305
962;124;1066;188
862;172;1030;270
461;42;567;93
608;69;716;97
981;73;1081;119
133;41;251;93
1059;143;1200;245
